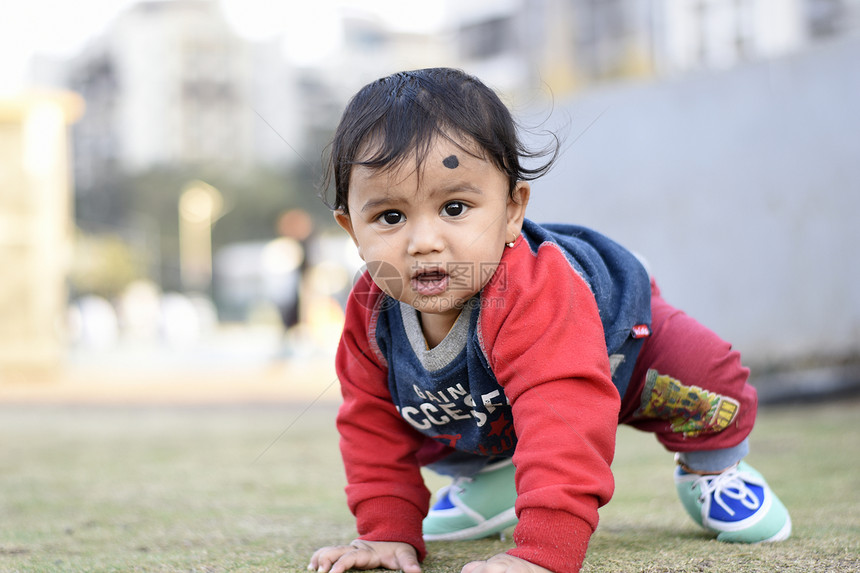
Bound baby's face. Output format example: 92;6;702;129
336;136;528;331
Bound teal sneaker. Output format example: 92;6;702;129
674;460;792;543
423;459;518;541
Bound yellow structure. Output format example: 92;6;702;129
0;92;83;372
179;180;223;292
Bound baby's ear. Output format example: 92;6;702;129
334;211;363;256
334;209;351;231
506;181;531;233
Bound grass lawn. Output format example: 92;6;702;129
0;397;858;572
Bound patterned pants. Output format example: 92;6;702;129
619;280;757;468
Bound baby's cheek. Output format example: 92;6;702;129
366;260;406;300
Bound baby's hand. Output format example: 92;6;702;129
462;553;554;573
308;539;422;573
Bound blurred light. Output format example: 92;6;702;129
117;280;162;342
23;100;64;178
306;261;350;296
69;295;119;349
160;292;202;348
261;237;303;275
179;181;223;291
179;182;223;224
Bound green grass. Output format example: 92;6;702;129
0;399;858;572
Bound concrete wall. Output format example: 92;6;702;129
525;34;860;366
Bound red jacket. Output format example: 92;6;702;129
335;222;653;572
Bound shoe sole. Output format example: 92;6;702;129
762;515;793;543
766;515;793;542
423;507;517;541
737;514;793;544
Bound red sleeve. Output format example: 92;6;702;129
335;272;431;560
480;241;620;573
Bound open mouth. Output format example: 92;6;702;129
411;268;449;297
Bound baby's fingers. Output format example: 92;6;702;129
462;561;497;573
309;539;421;573
390;545;422;573
309;544;379;573
308;545;351;572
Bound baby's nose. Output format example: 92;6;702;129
407;217;445;256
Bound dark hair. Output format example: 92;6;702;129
321;67;558;214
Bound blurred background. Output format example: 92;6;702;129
1;0;859;399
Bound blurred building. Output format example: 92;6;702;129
0;92;82;371
62;0;860;187
60;0;860;178
292;10;456;160
67;0;300;181
453;0;860;98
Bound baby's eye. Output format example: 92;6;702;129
378;210;404;225
442;201;467;217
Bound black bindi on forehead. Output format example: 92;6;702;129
442;155;459;169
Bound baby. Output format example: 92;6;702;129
309;68;790;573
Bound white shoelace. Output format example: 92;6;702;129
695;467;761;517
451;475;474;495
434;475;474;503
